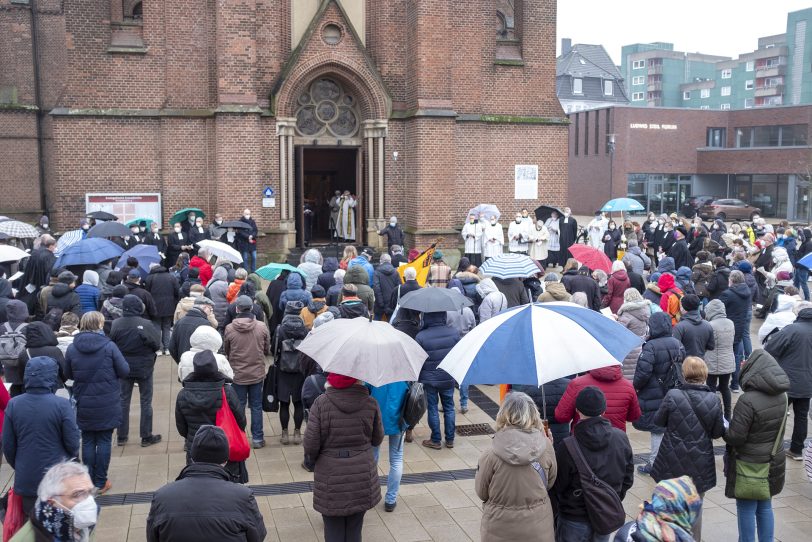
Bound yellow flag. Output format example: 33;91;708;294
397;243;436;287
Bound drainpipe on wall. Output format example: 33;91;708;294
29;0;48;216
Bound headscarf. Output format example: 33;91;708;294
34;498;79;541
633;476;701;542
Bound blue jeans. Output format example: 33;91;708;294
555;517;610;542
737;499;774;542
373;433;405;505
794;267;810;300
241;249;257;273
233;382;264;442
732;340;745;390
82;429;114;488
424;385;455;444
743;313;753;358
152;317;172;350
459;385;469;409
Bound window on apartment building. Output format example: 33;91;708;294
746;61;755;72
574;113;579;155
683;91;691;100
633;60;645;69
744;98;754;109
745;80;754;90
700;105;710;110
604;81;613;95
735;124;808;147
721;69;732;79
632;92;644;101
721;103;731;110
573;78;583;94
721;86;732;96
632;76;644;85
584;111;590;155
763;76;783;88
700;89;710;98
707;127;726;147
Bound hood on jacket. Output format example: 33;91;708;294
680;310;703;325
729;282;751;299
280;310;308;339
122;294;145;317
324;384;371;414
71;331;111;354
542;282;570;301
740;350;790;395
23;355;59;393
617;299;650;318
646;282;662;295
82;270;99;287
211;266;228;284
574;415;614;452
492;428;545;466
51;283;73;298
344;265;369;286
303;248;323;265
0;278;11;299
422;311;448;328
704;299;727;321
476;277;499;297
611;269;629;282
657;273;676;292
657;257;676;275
286;273;305;290
377;262;397;277
322;257;339;273
627;246;644;256
5;300;28;323
229;317;261;334
24;321;58;347
307;297;326;313
246;273;262;292
589;364;622;382
649;311;673;339
189;325;223;352
676;266;692;283
284;300;305;316
796;307;812;321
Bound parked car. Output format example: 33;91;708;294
699;199;761;221
683;195;715;218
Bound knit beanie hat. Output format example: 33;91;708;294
327;373;356;389
190;425;229;464
680;294;700;312
575;386;606;417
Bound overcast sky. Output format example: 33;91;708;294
557;1;812;64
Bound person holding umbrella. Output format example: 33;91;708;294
166;222;192;269
188;216;210;252
237;209;258;273
461;213;484;267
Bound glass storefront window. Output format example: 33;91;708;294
627;174;648;213
628;174;693;215
752;175;778;217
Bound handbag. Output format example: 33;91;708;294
262;364;279;413
215;387;251;462
733;394;788;500
2;489;24;542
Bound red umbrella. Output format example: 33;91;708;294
568;245;612;274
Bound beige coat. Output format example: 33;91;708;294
174;295;218;327
475;428;556;542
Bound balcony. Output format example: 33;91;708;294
647;98;663;107
755;64;786;78
647;64;663;75
755;84;784;98
647;82;663;92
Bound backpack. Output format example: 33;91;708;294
42;307;64;332
400;382;427;428
0;323;28;366
657;352;685;393
665;288;684;325
278;338;302;373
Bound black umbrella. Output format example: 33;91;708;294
534;205;564;222
86;221;132;239
221;221;252;230
398;288;473;313
87;211;118;221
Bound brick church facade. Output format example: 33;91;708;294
1;0;567;255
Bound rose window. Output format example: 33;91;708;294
295;78;360;138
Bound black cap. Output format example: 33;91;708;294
190;425;229;464
310;284;326;298
575;386;606;417
681;294;701;312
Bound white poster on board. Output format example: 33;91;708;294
86;193;162;227
514;165;538;199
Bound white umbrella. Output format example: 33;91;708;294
195;239;243;263
0;220;39;239
55;229;85;256
0;245;29;263
296;318;428;386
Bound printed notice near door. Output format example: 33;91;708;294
514;165;538;200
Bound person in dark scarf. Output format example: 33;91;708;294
265;270;289;342
17;235;56;310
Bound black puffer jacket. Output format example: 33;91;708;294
317;257;339;291
513;377;572;443
650;384;726;493
46;283;81;316
672;310;715;357
416;312;460;389
373;263;401;317
169;307;212;363
706;267;730;300
14;322;66;389
124;281;158;320
561;269;601;311
724;350;790;498
110;295;162;379
764;308;812;399
493;277;529;308
175;375;245;451
145;266;180;318
633;312;686;432
719;282;752;344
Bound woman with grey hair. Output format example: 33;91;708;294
475;391;556;542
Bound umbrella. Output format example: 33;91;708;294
438;302;642;388
0;220;39;239
601;198;645;213
568;244;613;274
194;239;242;263
254;262;307;281
398;287;472;313
0;245;29;263
55;229;85;256
296;318;428;386
87;221;132;239
534;205;564;223
53;238;124;268
170;208;205;224
115;244;161;275
467;204;500;221
221;220;252;230
0;233;8;241
480;253;540;279
798;252;812;270
86;211;118;221
125;217;155;228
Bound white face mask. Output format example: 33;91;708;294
243;214;251;219
658;220;664;225
490;220;497;226
564;212;570;218
609;225;616;230
215;219;222;225
174;227;182;234
188;216;196;222
390;221;397;227
515;218;522;223
151;229;159;235
69;495;98;529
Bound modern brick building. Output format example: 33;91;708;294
568;104;812;222
0;0;568;256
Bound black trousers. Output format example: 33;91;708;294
788;397;810;454
323;511;365;542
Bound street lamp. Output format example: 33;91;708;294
607;133;616;205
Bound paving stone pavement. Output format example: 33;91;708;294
1;319;810;541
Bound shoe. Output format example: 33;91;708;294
251;439;266;449
422;439;442;450
787;451;804;461
637;464;652;475
140;435;162;447
445;441;454;449
301;461;314;472
293;429;302;445
460;406;469;414
404;429;413;443
163;349;169;356
99;481;112;495
117;438;128;447
280;431;290;445
732;388;741;394
384;502;397;512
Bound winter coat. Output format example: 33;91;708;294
300;297;327;330
0;278;12;324
317;258;339;291
298;252;323;292
650;384;726;493
446;306;476;337
348;256;375;287
492;277;529;308
672;310;715;357
416;312;460;389
368;382;408;435
109;296;161;379
303;384;384;516
691;262;713;299
764;308;812;398
178;325;234;382
723;350;789;498
221;300;266;331
643;281;662;305
342;265;374;312
338;298;369;319
378;224;405;248
675;266;695;296
226;278;245;305
205;267;230;327
2;357;80;497
512;378;572;443
124;281;158;320
146;463;265;542
101;295;124;333
373;263;401;316
278;273;313;311
616;300;651;380
719;282;752;344
707;267;731;300
74;283;100;314
476;278;508;322
622;246;650;275
555;366;641;431
236;216;258;252
224;316;270;385
657;256;676;275
537;282;570;303
668;239;692;270
633;312;686;432
703;300;735;375
45;283;81;316
173;295;219;327
455;271;480;301
561;269;601;311
188;256;212;287
553;416;634;522
475;428;556;542
11;322;65;389
603;270;630;314
758;295;798;345
246;274;273;323
169;307;214;363
64;332;130;431
175;373;244;452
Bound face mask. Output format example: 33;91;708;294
515;218;522;224
215;219;222;225
174;227;182;233
469;219;475;224
609;225;615;230
130;228;139;235
658;220;664;225
196;222;203;228
69;495;98;529
151;229;159;235
522;213;528;218
713;225;719;229
188;216;196;222
244;214;251;219
139;227;146;232
390;221;397;227
490;220;497;226
81;224;89;231
564;212;570;217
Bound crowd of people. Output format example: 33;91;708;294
0;207;810;541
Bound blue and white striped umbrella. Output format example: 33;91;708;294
55;229;85;256
479;252;540;279
438;302;643;386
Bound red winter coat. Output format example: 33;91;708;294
602;270;630;314
554;365;641;432
189;256;213;287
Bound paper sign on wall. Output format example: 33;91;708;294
514;165;538;200
86;193;162;227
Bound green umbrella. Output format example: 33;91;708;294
125;217;155;228
255;262;307;281
170;208;205;224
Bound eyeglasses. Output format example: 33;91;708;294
56;487;98;501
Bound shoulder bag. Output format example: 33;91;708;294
733;394;788;500
216;387;251;461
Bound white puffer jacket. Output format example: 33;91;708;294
177;325;234;382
